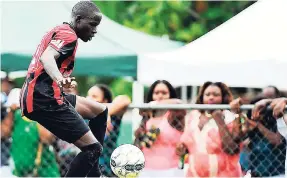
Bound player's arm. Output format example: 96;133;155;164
40;30;77;85
40;46;64;83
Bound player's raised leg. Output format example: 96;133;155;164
75;96;108;144
75;95;108;177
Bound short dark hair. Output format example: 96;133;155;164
96;84;113;103
72;1;100;18
266;85;280;98
146;80;177;103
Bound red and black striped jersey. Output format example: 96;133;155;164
20;23;78;114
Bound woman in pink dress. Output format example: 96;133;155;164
176;81;243;177
134;80;186;177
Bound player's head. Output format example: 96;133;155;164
71;1;102;42
87;84;113;103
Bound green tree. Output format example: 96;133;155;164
94;1;255;42
80;1;255;98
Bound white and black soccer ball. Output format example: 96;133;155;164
110;144;145;178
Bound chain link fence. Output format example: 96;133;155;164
1;105;286;177
131;105;287;177
1;108;133;177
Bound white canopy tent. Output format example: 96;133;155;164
1;1;181;56
138;0;287;90
1;1;182;76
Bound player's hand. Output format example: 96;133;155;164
252;99;272;119
57;77;77;89
176;143;187;157
270;98;287;118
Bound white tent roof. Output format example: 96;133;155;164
138;0;287;89
1;1;181;56
1;1;182;76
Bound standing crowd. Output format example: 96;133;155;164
135;80;286;178
1;77;287;177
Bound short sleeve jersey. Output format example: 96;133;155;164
20;23;78;114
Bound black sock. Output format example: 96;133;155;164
65;143;102;177
86;162;103;177
88;108;108;145
87;108;108;177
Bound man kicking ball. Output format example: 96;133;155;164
20;1;107;177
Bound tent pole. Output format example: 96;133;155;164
131;81;144;141
181;86;187;102
191;86;198;103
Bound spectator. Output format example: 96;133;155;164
87;84;131;177
1;77;14;167
262;86;281;99
242;96;286;177
1;88;60;177
135;80;186;177
1;77;14;96
252;97;287;176
176;81;243;177
1;93;9;167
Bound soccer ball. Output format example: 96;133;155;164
110;144;145;178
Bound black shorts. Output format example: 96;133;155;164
25;94;90;143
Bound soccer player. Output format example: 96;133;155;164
20;1;107;177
